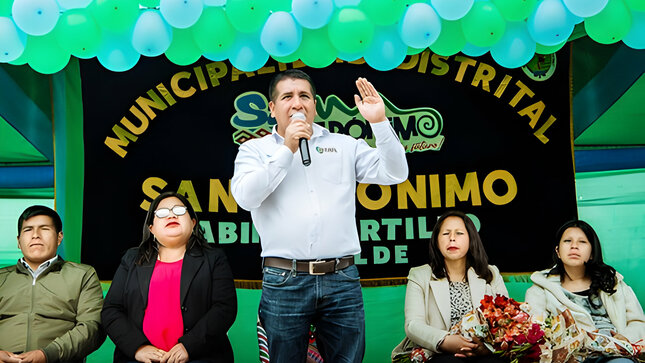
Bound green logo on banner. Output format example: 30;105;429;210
230;91;444;153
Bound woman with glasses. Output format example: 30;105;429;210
525;220;645;363
102;191;237;363
393;210;508;362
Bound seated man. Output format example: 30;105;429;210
0;205;105;363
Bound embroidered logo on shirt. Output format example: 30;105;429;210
316;147;338;154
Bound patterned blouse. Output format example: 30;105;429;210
562;288;616;336
450;281;474;328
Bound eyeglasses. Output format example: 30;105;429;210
154;205;188;218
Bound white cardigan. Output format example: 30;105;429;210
525;268;645;343
403;264;508;354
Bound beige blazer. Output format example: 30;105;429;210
403;264;508;354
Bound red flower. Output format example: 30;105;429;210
527;323;545;344
481;295;494;309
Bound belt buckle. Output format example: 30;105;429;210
308;260;327;275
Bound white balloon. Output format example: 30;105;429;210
431;0;474;21
260;11;301;56
399;3;441;48
12;0;60;36
132;10;172;56
563;0;608;18
292;0;334;29
160;0;203;28
0;17;27;62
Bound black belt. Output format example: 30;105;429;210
263;256;354;275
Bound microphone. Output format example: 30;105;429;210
291;112;311;167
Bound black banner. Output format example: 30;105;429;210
80;49;576;281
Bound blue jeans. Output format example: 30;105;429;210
259;264;365;363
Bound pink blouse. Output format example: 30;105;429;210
143;259;184;351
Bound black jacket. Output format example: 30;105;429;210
101;244;237;362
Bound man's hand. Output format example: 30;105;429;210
14;350;46;363
134;345;166;363
283;117;313;153
354;77;387;124
160;343;189;363
0;351;21;363
439;335;479;356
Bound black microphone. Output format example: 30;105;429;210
291;112;311;167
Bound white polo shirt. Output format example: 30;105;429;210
231;120;408;260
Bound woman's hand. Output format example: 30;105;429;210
454;336;490;358
439;335;479;355
135;345;166;363
160;343;189;363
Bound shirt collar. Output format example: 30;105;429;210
20;254;59;275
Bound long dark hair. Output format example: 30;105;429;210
136;191;209;265
428;210;493;283
549;220;617;297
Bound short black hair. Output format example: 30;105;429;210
268;69;316;101
18;205;62;235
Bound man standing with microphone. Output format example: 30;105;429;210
231;69;408;363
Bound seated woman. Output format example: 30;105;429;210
525;219;645;363
394;210;508;362
102;191;237;363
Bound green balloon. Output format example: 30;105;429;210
328;8;374;54
492;0;537;21
192;7;236;56
585;0;632;44
225;0;271;33
271;0;292;12
165;28;202;66
625;0;645;11
9;37;30;65
430;20;466;56
535;40;567;55
0;0;11;16
27;34;71;74
91;0;140;33
407;46;426;55
139;0;160;7
271;53;300;64
461;1;506;47
299;28;337;68
55;9;101;59
359;0;410;26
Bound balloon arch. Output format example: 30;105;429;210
0;0;643;74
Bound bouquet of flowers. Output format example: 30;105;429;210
478;295;546;363
450;295;546;363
